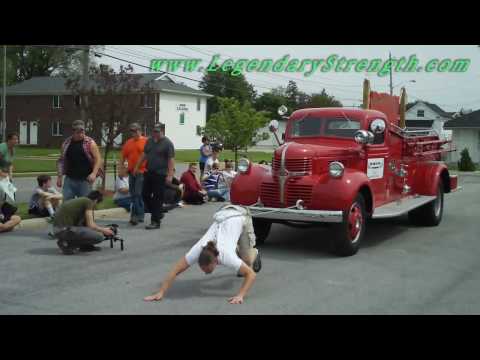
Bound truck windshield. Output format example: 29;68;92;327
290;117;361;139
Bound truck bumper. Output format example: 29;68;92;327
248;206;344;223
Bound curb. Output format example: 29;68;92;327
17;207;129;230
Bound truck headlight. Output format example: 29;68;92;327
329;161;344;178
238;158;250;173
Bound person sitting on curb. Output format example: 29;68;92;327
0;161;21;233
144;204;261;305
180;163;207;205
53;191;114;255
163;168;184;211
28;175;63;219
113;166;132;212
202;163;229;202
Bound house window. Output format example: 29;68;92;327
179;113;185;125
51;120;63;136
74;95;82;107
142;94;154;108
196;125;202;136
197;98;201;111
0;96;2;108
417;109;424;117
53;96;61;109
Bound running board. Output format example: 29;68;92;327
372;195;436;219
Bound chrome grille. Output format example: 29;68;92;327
260;182;313;208
272;157;312;174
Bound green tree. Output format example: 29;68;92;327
1;45;103;85
204;97;269;169
308;89;343;108
254;92;288;120
458;148;476;171
199;65;256;119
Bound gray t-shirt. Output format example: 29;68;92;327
144;136;175;176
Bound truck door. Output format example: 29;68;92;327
365;120;392;207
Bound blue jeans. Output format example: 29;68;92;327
129;173;145;221
114;197;133;212
207;188;230;201
63;177;92;201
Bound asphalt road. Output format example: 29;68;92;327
1;176;479;314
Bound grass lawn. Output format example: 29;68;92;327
17;196;117;221
12;147;274;174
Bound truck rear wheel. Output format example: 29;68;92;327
332;194;366;257
253;218;271;246
408;181;444;226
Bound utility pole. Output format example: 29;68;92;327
389;52;393;96
81;45;90;123
2;45;6;142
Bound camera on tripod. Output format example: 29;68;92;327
105;224;125;251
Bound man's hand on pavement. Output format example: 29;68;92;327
228;295;244;304
144;291;164;302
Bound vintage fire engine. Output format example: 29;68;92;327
230;80;458;256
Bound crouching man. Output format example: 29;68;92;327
53;190;114;255
144;204;261;304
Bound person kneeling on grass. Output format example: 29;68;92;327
0;161;21;233
28;175;63;219
53;190;114;255
144;204;262;304
113;167;132;212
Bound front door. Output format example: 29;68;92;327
29;121;38;145
19;121;28;145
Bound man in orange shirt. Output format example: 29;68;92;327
119;123;147;226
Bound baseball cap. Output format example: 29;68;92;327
72;120;85;131
129;122;141;131
153;122;165;132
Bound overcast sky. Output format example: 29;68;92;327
99;45;479;112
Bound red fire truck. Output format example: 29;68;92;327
230;80;458;256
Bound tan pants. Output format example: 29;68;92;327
237;229;257;267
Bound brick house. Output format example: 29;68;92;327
0;73;212;149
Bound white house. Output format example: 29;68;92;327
444;109;480;164
405;101;453;139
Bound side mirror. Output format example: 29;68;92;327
354;130;375;145
268;120;279;132
278;105;288;116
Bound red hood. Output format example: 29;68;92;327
274;141;360;159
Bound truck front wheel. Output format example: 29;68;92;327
253;219;272;246
408;181;444;226
332;194;366;257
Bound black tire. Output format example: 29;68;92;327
253;218;272;245
408;181;444;226
331;194;366;257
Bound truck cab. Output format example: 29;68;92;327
230;80;458;256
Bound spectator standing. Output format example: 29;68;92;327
204;146;221;174
180;163;207;205
28;175;63;218
133;123;175;230
0;133;19;179
199;136;212;179
119;123;147;226
57;120;103;201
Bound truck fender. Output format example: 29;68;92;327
413;161;451;195
230;164;270;206
311;169;374;214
